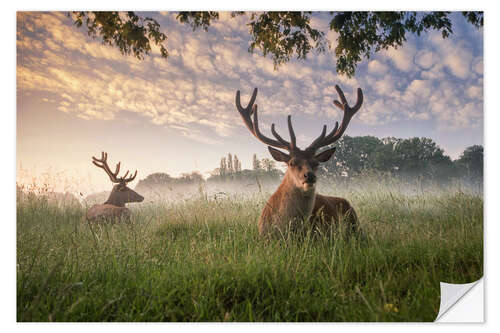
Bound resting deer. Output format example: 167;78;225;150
235;85;363;237
85;152;144;222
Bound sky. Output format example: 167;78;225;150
16;11;483;194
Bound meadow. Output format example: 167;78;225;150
16;177;483;322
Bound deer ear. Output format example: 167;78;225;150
315;147;336;162
268;146;290;163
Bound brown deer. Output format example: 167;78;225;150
85;152;144;222
235;85;363;237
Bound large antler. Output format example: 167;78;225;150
306;85;363;152
92;152;137;184
235;88;297;151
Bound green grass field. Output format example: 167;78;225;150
16;180;483;322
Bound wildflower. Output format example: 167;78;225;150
384;303;399;313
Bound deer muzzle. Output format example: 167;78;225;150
304;172;317;185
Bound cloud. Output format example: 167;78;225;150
428;31;474;79
464;85;482;100
372;76;398;97
381;39;416;72
367;59;388;75
472;58;483;76
415;50;436;69
17;11;483;141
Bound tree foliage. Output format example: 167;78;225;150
246;12;326;68
71;11;168;59
208;153;282;182
331;12;457;76
71;11;482;76
135;171;204;190
320;135;481;182
455;145;483;180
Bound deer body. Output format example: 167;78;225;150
85;152;144;222
86;204;131;221
259;170;316;235
235;85;363;237
258;170;358;236
312;194;358;233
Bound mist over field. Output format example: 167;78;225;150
16;171;483;321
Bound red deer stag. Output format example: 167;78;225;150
235;85;363;237
85;152;144;222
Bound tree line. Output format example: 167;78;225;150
135;136;482;190
207;153;283;183
319;136;483;183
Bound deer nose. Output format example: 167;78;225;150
304;172;316;184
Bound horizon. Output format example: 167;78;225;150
17;11;483;194
16;134;481;197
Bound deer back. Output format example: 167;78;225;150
85;204;131;222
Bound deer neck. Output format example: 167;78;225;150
276;170;316;217
104;191;125;207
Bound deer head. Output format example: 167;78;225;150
235;85;363;191
92;152;144;207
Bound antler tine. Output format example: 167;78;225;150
323;121;339;141
334;85;348;108
287;115;296;150
235;88;290;151
306;85;363;152
325;86;363;142
235;88;258;114
91;151;138;184
123;170;137;183
271;123;290;146
305;124;328;151
114;162;120;178
91;152;133;183
235;88;258;134
252;105;289;149
91;151;105;164
91;151;120;183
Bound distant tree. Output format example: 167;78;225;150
393;137;455;180
180;171;204;183
135;171;206;193
71;11;483;77
207;153;283;183
227;153;234;174
209;168;221;178
318;135;459;181
261;158;277;172
455;145;483;180
320;135;384;177
371;139;401;172
233;155;242;173
137;172;173;186
252;153;262;171
219;157;227;177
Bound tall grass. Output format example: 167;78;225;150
17;179;483;322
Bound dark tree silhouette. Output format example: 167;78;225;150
319;135;472;182
252;153;262;171
455;145;483;181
